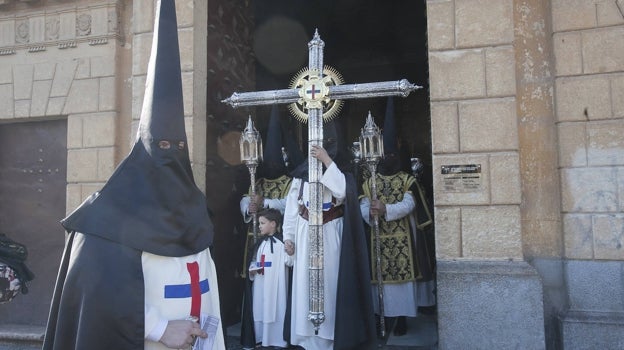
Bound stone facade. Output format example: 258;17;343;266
1;0;623;348
427;0;624;348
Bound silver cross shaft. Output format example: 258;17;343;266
222;29;421;332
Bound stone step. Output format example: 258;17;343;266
0;324;44;350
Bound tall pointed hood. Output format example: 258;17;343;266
258;106;287;179
382;97;398;155
60;0;213;257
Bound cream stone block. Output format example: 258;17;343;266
67;115;83;149
133;75;146;120
83;112;116;147
433;154;490;205
557;122;587;168
99;76;116;112
455;0;513;48
182;71;193;115
587;120;624;166
191;114;207;168
46;97;65;116
31;80;52;117
619;167;624;211
91;7;109;36
29;16;45;43
67;149;99;182
132;33;153;76
34;62;55;81
555;76;611;121
429;49;485;100
582;27;624;74
65;184;83;215
81;184;104;202
97;147;116;181
91;56;116;77
0;20;14;47
75;58;91;79
185;116;194;159
551;0;596;32
0;84;14;119
462;205;522;259
0;65;11;84
431;102;459;153
490;152;521;204
176;0;194;28
179;28;194;71
434;207;462;259
613;75;624;117
50;60;78;97
485;46;515;97
563;214;593;259
459;98;518;152
593;214;624;260
14;100;30;118
13;64;33;100
561;167;619;212
59;12;76;40
133;0;155;34
426;0;454;50
64;79;99;114
192;164;206;193
553;32;582;77
596;0;624;26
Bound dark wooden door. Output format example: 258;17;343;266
0;119;67;326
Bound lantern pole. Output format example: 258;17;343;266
360;111;386;337
240;116;263;243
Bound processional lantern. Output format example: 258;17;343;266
240;116;263;166
360;111;384;164
359;111;387;337
240;116;263;242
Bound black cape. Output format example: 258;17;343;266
334;172;377;350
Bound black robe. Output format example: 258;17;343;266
333;173;377;350
43;232;145;350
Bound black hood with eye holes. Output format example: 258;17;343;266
60;0;212;257
290;119;350;181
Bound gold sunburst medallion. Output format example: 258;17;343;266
287;65;345;123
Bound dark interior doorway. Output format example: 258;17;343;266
206;0;434;329
252;0;432;189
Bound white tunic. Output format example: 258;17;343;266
249;237;292;347
282;163;345;350
142;248;225;350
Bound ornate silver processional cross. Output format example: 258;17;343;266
223;29;421;332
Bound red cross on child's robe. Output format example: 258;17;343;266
258;254;266;275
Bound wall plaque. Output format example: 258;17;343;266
441;164;482;192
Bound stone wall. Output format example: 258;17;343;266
0;0;126;212
551;0;624;348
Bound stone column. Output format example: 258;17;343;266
427;0;545;348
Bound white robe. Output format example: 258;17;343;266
249;237;292;347
142;248;225;350
282;163;346;350
360;192;436;317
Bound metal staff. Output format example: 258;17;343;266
240;116;263;243
359;112;386;337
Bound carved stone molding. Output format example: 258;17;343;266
0;1;124;53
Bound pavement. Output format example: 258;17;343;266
224;313;438;350
0;313;437;350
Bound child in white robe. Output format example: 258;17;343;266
249;208;293;348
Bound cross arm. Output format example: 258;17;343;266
221;88;300;108
328;79;422;100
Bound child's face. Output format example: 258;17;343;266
258;216;276;236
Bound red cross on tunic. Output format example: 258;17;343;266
258;254;266;275
186;262;201;318
306;85;321;99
